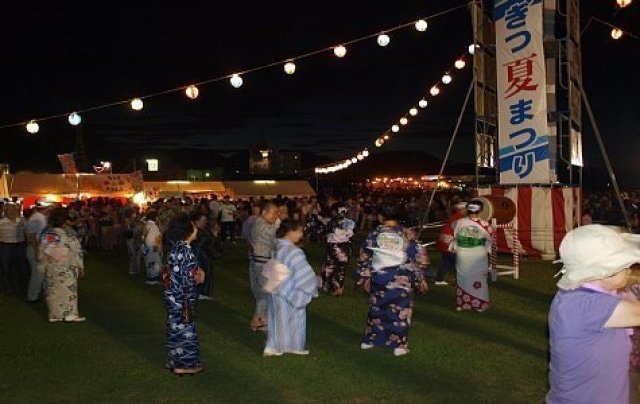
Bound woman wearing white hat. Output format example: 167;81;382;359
547;224;640;404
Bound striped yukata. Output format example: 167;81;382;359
265;239;318;354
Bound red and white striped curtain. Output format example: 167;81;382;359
477;186;581;259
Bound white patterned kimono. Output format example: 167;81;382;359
265;239;318;354
39;227;84;321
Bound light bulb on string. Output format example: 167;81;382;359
409;108;418;116
375;139;383;147
415;19;428;32
611;28;623;40
357;153;364;161
399;117;408;125
442;73;452;84
454;59;466;69
130;98;144;111
468;44;479;55
430;86;440;96
377;33;390;47
230;74;243;88
391;125;400;133
25;120;39;134
68;112;82;126
617;0;632;7
351;157;358;164
345;159;352;166
334;45;347;58
362;149;369;157
284;61;296;75
185;85;199;99
418;99;428;108
383;134;390;140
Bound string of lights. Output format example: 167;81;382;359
4;2;472;134
313;46;473;175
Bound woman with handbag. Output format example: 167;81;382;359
263;219;318;357
164;214;205;375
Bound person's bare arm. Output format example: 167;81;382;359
604;300;640;328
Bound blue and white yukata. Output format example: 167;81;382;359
354;225;428;351
265;239;318;354
165;241;201;370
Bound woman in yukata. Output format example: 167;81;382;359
40;207;86;323
354;205;428;357
450;199;493;312
164;214;205;375
263;219;318;357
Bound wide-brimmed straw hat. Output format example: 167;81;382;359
555;224;640;290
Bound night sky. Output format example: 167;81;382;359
2;1;639;186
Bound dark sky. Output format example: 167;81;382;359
2;1;639;184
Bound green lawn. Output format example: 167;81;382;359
0;238;556;403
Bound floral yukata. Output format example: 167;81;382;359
354;225;428;350
164;241;201;371
451;216;493;312
319;216;355;293
39;227;84;321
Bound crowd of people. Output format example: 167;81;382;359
582;190;640;227
5;189;640;401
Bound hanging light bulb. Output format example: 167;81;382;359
415;19;428;32
419;98;428;108
391;125;400;133
185;85;199;99
130;98;144;111
409;108;418;116
25;120;39;134
442;73;452;84
375;139;382;147
362;149;369;157
611;28;624;40
334;45;347;58
383;134;390;140
284;61;296;75
351;157;358;164
617;0;632;7
430;86;440;96
345;159;352;166
454;59;466;69
377;33;390;47
68;112;82;126
357;153;364;160
399;117;409;125
230;74;243;88
468;44;479;54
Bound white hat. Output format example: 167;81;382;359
556;224;640;290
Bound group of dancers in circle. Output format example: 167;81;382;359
163;198;493;375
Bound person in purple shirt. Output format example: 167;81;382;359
547;225;640;404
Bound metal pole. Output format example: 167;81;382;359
581;87;632;232
418;80;474;237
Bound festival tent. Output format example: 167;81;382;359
7;172;142;207
223;180;316;198
144;181;226;198
477;186;581;260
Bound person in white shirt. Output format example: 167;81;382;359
208;195;221;224
0;202;28;296
25;202;50;301
219;196;237;244
142;210;163;285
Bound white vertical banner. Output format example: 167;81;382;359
495;0;551;184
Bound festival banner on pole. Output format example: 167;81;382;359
495;0;551;184
57;153;78;178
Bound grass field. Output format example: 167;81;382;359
0;238;556;403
